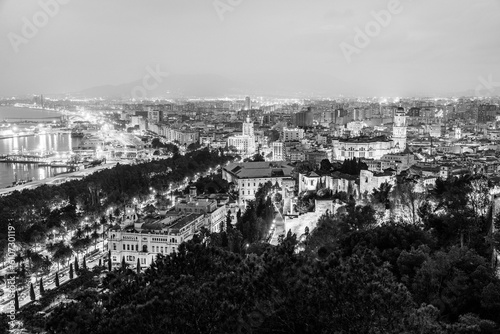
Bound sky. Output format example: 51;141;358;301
0;0;499;97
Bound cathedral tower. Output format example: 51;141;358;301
392;107;407;152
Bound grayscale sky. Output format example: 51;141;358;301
0;0;499;97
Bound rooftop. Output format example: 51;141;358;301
224;161;294;179
337;135;392;143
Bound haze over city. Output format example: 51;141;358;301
1;0;500;97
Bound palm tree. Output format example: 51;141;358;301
23;249;34;271
74;228;84;240
52;243;72;271
83;224;92;237
14;252;24;270
92;220;101;232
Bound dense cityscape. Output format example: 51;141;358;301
1;0;500;333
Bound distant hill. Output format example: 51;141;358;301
73;74;250;99
70;72;364;99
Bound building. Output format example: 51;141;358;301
332;136;393;161
282;128;305;142
175;198;226;232
294;107;314;127
222;161;295;203
164;128;200;146
109;213;204;267
244;96;251;111
305;150;332;167
478;105;499;123
272;141;284;161
242;115;255;137
227;116;256;156
379;151;417;173
298;171;322;193
298;171;359;197
331;108;407;161
392;107;407;152
227;135;255;155
359;169;396;196
147;110;162;123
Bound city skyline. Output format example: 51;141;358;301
0;0;499;97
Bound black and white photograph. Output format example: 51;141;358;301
1;0;500;333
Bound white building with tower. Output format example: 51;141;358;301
227;115;256;156
331;108;408;160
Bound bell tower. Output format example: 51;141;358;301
392;107;407;152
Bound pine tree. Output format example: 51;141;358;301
14;291;19;311
98;258;102;267
39;278;45;296
83;256;87;270
108;253;112;271
74;256;79;272
69;263;74;279
226;211;232;231
121;257;127;270
29;283;35;301
136;258;141;274
55;272;60;287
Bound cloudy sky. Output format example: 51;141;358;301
0;0;499;97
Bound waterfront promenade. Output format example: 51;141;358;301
0;161;122;197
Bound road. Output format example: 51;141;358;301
0;159;227;310
0;248;107;312
270;202;285;245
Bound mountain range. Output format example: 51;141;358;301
67;73;500;100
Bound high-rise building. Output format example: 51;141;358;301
40;94;44;109
477;105;499;123
294;107;314;127
242;115;254;137
392;107;407;152
228;115;256;156
244;96;251;110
